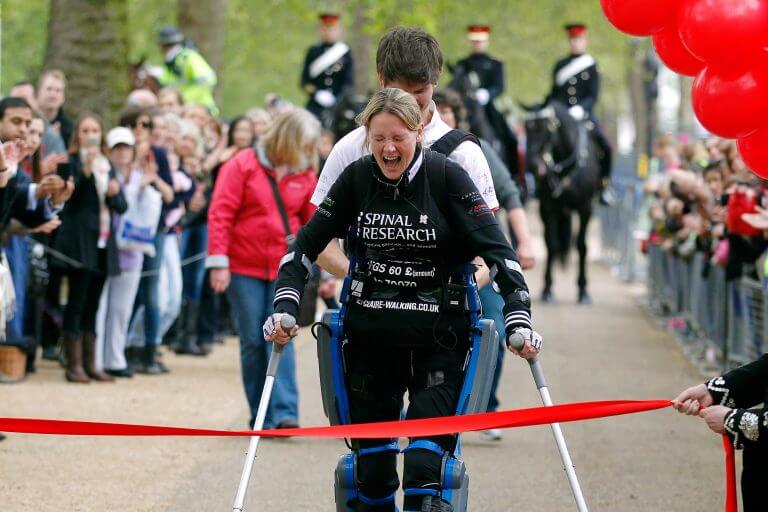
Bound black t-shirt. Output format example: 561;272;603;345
275;149;531;346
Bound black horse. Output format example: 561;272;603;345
330;92;369;141
521;101;601;304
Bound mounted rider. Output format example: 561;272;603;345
453;25;521;186
300;13;355;129
155;27;219;116
547;23;614;205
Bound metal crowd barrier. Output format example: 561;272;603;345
598;174;645;282
597;155;768;373
643;244;768;373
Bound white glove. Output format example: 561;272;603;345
262;313;289;340
568;105;585;121
314;89;337;108
475;88;490;106
506;327;543;353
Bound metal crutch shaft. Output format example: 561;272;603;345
508;333;589;512
232;315;296;512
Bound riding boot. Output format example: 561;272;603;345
82;332;114;382
63;332;89;383
137;344;164;375
125;346;142;372
175;301;207;356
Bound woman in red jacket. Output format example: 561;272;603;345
206;109;320;429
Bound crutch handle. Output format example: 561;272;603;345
266;315;296;375
507;332;546;388
507;332;526;351
280;315;297;331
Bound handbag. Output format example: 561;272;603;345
116;184;163;256
265;171;318;327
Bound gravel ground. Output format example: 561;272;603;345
0;220;729;511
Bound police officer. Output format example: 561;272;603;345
266;88;540;512
547;23;614;205
300;13;355;127
155;27;219;116
674;354;768;512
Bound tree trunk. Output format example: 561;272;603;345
627;40;651;158
178;0;227;101
678;76;695;135
43;0;129;124
346;1;373;95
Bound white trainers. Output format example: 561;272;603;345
480;428;503;441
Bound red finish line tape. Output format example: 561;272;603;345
0;399;737;511
0;399;669;438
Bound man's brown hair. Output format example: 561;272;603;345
376;27;443;85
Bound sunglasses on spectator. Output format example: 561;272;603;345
135;120;153;129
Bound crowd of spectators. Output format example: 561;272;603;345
0;66;328;392
644;134;768;284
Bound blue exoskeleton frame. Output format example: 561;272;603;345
315;258;499;512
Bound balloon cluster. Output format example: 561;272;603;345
600;0;768;178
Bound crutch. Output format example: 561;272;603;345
232;315;296;512
508;332;589;512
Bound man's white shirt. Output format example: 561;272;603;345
310;102;498;210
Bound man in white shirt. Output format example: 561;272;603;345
313;27;498;277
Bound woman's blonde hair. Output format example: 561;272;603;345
356;88;422;133
262;108;321;169
178;119;204;158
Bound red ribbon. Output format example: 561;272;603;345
0;399;738;511
722;435;737;512
1;399;669;437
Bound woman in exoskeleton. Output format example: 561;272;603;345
265;88;541;512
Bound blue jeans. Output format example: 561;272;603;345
5;236;29;341
227;273;298;428
180;223;208;302
133;232;165;346
479;284;506;412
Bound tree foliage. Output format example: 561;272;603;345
2;0;632;120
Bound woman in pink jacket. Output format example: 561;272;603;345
206;109;320;429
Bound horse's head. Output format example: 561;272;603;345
129;56;161;94
521;101;557;176
448;63;480;98
521;100;577;176
333;92;369;140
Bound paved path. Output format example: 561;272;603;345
0;219;728;511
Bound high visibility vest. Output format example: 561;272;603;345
159;48;219;115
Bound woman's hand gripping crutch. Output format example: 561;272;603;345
232;314;299;512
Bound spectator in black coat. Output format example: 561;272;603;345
50;113;127;383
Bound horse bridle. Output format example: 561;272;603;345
525;107;579;175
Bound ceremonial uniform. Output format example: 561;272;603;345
548;53;599;114
301;14;355;124
454;25;521;180
548;23;613;197
454;53;504;107
706;354;768;512
274;149;530;511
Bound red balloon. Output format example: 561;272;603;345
692;64;768;139
738;128;768;179
652;27;705;77
600;0;678;36
679;0;768;64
